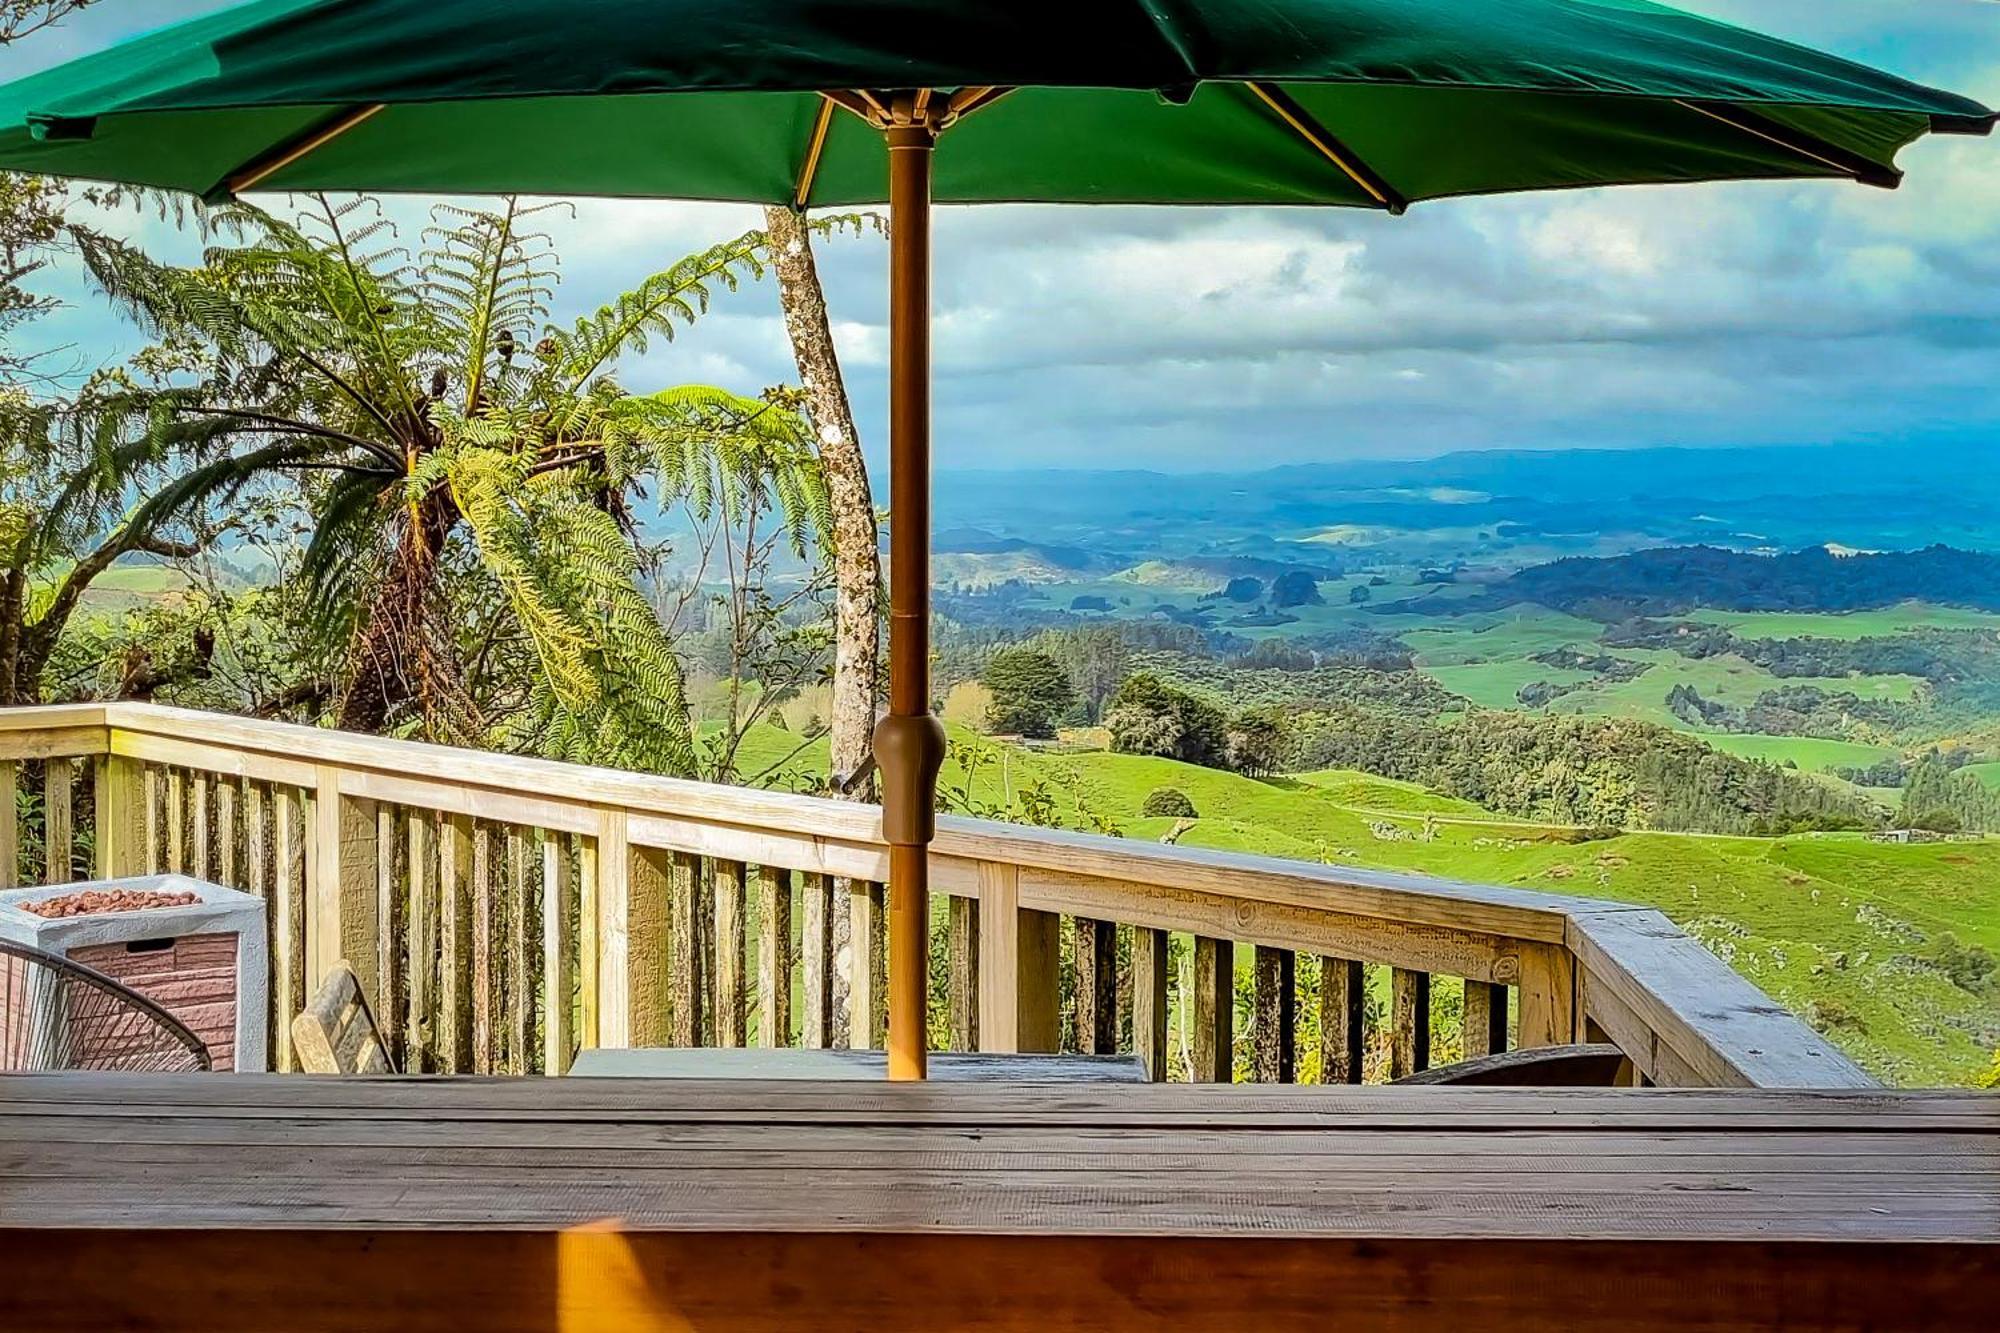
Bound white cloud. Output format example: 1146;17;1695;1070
15;0;2000;470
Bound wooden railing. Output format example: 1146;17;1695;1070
0;703;1872;1087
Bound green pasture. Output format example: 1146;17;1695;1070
723;719;1999;1087
1539;647;1922;730
1421;658;1597;709
1703;734;1900;773
1686;601;2000;640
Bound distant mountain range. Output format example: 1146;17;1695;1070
932;441;1999;570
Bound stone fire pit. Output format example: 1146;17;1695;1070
0;876;268;1071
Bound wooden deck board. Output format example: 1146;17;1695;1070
1;1075;1993;1330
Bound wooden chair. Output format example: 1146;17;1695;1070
290;961;394;1075
1392;1043;1628;1087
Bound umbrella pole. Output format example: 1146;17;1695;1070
878;120;945;1081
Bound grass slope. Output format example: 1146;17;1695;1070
722;720;1996;1085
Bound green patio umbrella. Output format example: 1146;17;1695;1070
2;0;1988;1081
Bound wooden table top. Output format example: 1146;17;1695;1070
567;1048;1150;1081
2;1074;1994;1244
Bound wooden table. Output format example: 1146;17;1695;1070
0;1074;1993;1331
568;1047;1149;1081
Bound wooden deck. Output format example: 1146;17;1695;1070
2;1075;1993;1330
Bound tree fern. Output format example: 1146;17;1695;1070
64;191;833;765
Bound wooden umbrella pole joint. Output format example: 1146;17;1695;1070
877;95;947;1081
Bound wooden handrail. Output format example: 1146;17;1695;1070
0;702;1873;1088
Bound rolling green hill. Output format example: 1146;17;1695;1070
727;721;1998;1087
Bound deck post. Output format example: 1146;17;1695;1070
308;766;379;1002
976;861;1059;1053
92;754;147;879
1518;943;1579;1049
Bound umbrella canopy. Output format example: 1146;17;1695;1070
1;0;1990;205
2;1;1989;1082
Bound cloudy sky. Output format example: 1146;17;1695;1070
8;1;1999;473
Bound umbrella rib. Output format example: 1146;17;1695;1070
946;87;1014;121
1246;83;1407;215
1674;99;1900;189
822;90;879;126
793;97;837;209
218;103;386;197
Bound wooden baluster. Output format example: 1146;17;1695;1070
165;768;185;874
470;824;497;1074
189;772;210;880
1319;956;1365;1085
713;858;746;1048
42;759;73;885
215;779;239;888
756;865;792;1049
1464;979;1510;1059
245;784;268;904
1391;968;1431;1079
438;813;474;1074
1131;927;1169;1082
242;783;269;1064
799;871;834;1049
541;829;577;1074
666;851;703;1047
507;827;532;1074
406;812;435;1073
143;765;163;875
1191;935;1233;1083
273;787;305;1073
848;881;886;1051
1073;917;1116;1055
575;820;603;1052
1253;946;1295;1083
376;806;405;1073
947;894;978;1052
0;759;15;889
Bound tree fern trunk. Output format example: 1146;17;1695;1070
764;205;880;1037
0;569;23;706
338;489;463;737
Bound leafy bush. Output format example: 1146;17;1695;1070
1933;934;1997;993
1140;787;1198;819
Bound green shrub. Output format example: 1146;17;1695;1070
1140;787;1198;820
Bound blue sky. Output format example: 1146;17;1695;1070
6;1;1999;472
